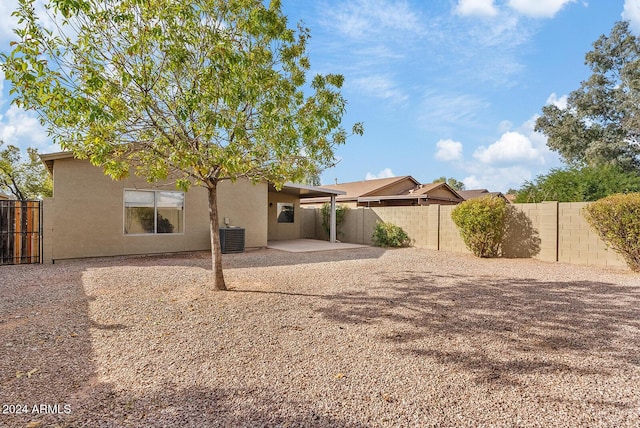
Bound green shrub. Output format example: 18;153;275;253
582;193;640;272
320;203;349;237
451;196;508;258
372;221;410;248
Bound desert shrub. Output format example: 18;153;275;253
372;221;410;248
582;193;640;272
320;203;349;237
451;196;508;257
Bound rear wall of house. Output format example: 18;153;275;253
43;158;267;262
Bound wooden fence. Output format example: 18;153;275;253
0;200;43;265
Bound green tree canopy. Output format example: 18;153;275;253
433;176;465;191
0;142;52;200
535;21;640;171
514;165;640;203
2;0;362;289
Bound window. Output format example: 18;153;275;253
124;190;184;234
277;202;294;223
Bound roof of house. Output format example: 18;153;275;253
301;176;465;205
40;151;344;199
40;151;75;175
315;176;420;199
0;192;11;200
458;189;509;202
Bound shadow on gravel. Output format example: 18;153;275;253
61;246;388;271
41;384;367;428
316;271;640;386
222;247;387;269
0;264;96;428
0;263;366;427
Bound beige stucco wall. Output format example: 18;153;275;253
43;158;267;262
267;192;301;241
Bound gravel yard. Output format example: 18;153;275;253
0;247;639;427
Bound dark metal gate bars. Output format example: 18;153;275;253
0;200;43;265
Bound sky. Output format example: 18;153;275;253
1;0;640;192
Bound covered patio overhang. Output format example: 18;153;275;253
269;182;346;243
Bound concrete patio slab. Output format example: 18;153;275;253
267;239;368;253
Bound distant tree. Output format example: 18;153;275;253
0;142;52;200
2;0;362;290
514;165;640;203
433;176;465;191
300;169;322;187
536;21;640;171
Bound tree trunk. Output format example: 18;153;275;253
207;182;226;290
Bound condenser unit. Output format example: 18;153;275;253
219;227;245;254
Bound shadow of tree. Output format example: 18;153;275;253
317;271;640;386
502;206;541;258
40;384;368;427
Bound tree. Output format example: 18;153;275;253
536;21;640;171
514;165;640;203
0;141;53;200
433;176;465;191
2;0;362;290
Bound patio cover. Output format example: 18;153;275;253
270;183;346;243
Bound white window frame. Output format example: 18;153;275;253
123;189;185;235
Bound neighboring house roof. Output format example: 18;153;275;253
458;189;509;202
301;176;464;206
0;192;11;200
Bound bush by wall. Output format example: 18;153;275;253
372;221;410;248
582;193;640;272
320;203;349;237
451;196;508;258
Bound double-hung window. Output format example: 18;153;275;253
124;190;184;234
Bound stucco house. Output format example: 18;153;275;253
301;176;464;207
40;152;343;262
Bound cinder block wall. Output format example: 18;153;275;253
301;202;629;270
558;202;627;268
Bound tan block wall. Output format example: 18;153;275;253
302;202;629;270
557;203;626;268
45;158;267;261
507;202;558;262
438;205;470;254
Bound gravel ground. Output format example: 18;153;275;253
0;247;639;427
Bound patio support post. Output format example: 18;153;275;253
330;194;337;243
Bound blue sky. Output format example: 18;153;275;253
1;0;639;191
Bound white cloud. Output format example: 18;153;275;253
623;0;640;33
497;120;513;133
352;75;408;104
435;139;463;162
324;0;424;41
365;168;395;180
455;0;498;17
462;165;534;192
507;0;576;18
473;131;544;165
0;104;54;152
546;92;568;109
418;91;490;132
0;1;19;42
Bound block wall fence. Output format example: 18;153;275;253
301;202;628;270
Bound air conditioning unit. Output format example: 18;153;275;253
219;227;245;254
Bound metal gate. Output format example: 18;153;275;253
0;200;43;265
